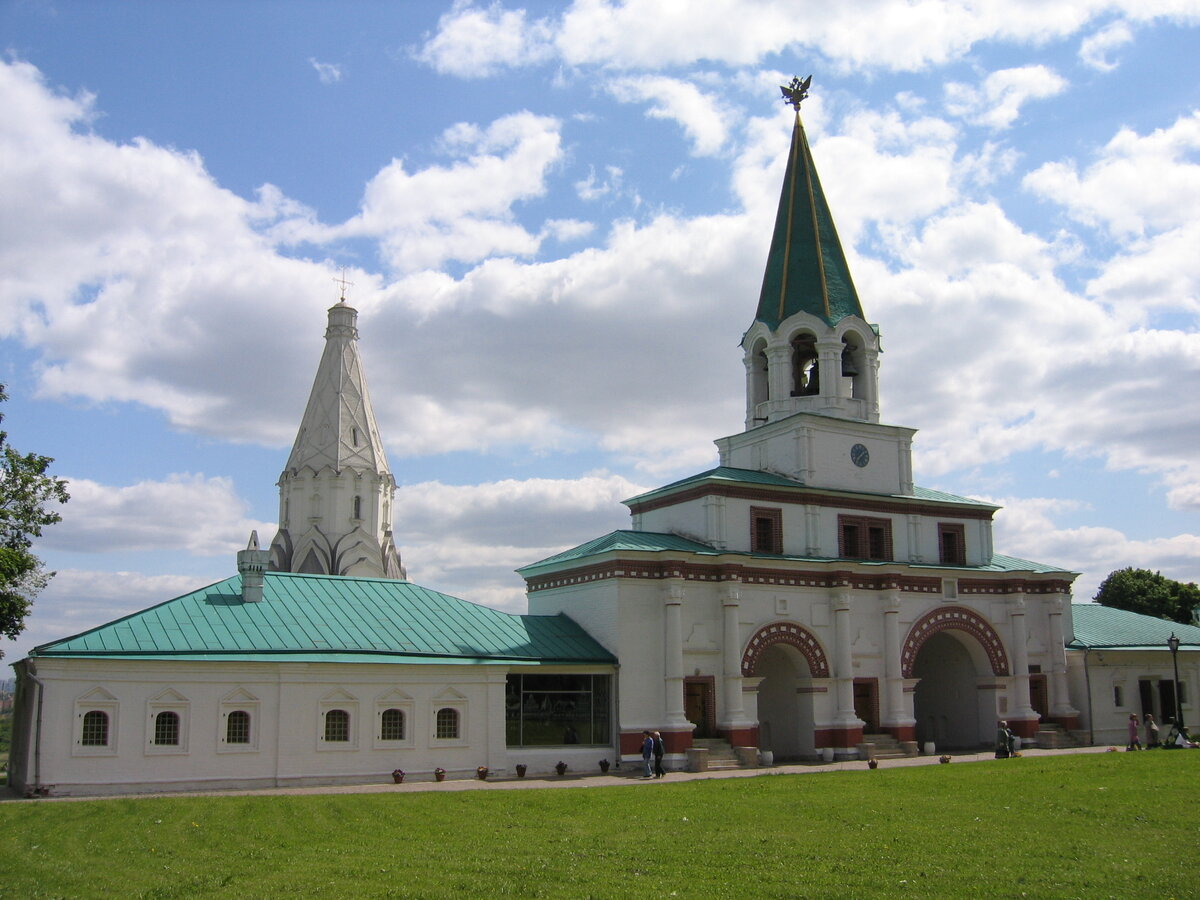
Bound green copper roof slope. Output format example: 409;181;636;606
754;112;864;330
30;572;614;664
1068;604;1200;650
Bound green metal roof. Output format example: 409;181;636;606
624;466;997;510
518;529;1066;575
1068;604;1200;650
754;113;864;330
30;572;615;665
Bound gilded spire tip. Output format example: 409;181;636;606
780;75;812;112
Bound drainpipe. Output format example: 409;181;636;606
1082;648;1094;746
25;663;46;795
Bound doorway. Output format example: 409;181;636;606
1028;675;1048;720
854;678;879;733
912;631;988;749
684;677;715;738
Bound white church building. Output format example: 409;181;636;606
8;86;1197;796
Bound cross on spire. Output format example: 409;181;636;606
333;267;355;303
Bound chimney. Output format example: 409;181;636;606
237;531;271;603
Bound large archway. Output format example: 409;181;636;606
904;607;1009;750
743;622;829;761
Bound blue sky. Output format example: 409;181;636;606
2;0;1199;662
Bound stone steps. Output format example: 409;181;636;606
1034;723;1082;749
692;737;747;770
858;733;918;759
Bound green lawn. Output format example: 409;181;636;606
1;753;1197;899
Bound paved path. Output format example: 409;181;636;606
8;745;1117;802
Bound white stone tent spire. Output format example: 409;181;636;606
269;299;405;579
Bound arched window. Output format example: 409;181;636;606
226;710;251;745
435;707;459;740
380;708;405;741
81;710;109;746
154;711;180;746
324;709;350;742
791;335;819;396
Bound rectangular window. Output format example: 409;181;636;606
750;507;783;555
838;515;892;561
505;674;612;748
938;523;966;565
1113;685;1124;707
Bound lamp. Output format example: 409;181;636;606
1167;633;1183;730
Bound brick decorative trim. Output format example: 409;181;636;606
523;557;1073;595
901;606;1010;678
741;621;831;678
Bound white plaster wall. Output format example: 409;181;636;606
1066;649;1198;746
19;658;614;796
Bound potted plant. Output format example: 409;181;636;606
391;768;405;784
515;763;527;778
938;755;951;764
434;767;446;782
598;758;610;773
555;760;568;776
476;766;489;780
867;758;879;769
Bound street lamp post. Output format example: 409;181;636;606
1167;633;1183;731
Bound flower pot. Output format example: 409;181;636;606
391;770;405;784
476;766;489;780
434;769;446;782
555;761;568;776
515;764;527;778
598;759;610;773
867;759;878;769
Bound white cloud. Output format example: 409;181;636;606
606;75;733;156
46;474;274;557
308;58;343;84
321;112;565;272
415;0;555;77
944;65;1068;130
1023;111;1200;238
575;164;623;201
1079;20;1135;70
418;1;1200;76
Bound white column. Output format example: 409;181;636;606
881;591;910;729
721;584;746;723
664;581;688;727
765;344;791;412
1008;593;1036;720
1047;595;1079;718
832;588;858;725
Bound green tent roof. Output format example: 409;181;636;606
30;572;614;665
518;529;1067;576
1068;604;1200;650
754;112;864;330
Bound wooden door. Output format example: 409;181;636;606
853;678;879;733
684;679;714;738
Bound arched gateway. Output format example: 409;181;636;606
903;607;1010;750
742;623;830;761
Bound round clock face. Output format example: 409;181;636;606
850;443;870;468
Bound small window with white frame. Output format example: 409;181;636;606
429;689;468;747
74;687;119;757
318;690;359;750
1113;685;1124;707
374;690;414;749
146;689;189;754
219;688;260;753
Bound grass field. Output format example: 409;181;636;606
1;753;1197;899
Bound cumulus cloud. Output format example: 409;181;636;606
944;65;1068;130
45;474;275;556
606;75;734;156
415;0;555;76
417;1;1197;75
1079;20;1134;70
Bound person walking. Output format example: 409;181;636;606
652;731;666;778
1127;713;1142;750
641;730;654;778
1144;713;1160;748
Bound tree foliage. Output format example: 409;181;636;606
1093;567;1200;625
0;386;70;646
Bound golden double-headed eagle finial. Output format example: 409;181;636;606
780;75;812;112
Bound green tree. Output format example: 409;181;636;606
1093;567;1200;625
0;385;69;651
